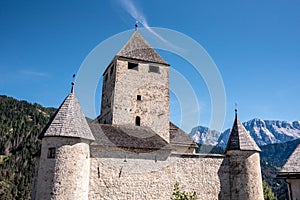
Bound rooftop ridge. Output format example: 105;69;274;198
116;30;169;65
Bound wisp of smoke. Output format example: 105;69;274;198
118;0;177;48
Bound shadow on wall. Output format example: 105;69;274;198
218;157;230;199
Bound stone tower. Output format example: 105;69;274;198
98;28;170;142
33;84;95;200
225;110;264;200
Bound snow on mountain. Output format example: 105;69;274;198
189;126;221;146
217;119;300;147
190;119;300;147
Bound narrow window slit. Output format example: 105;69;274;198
135;116;141;126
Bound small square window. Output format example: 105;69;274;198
128;62;138;71
149;66;160;73
137;95;141;101
47;147;56;159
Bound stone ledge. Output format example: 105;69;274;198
170;153;225;158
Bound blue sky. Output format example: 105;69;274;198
1;0;300;132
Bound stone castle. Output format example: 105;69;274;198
31;28;265;200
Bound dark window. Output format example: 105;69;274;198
135;116;141;126
47;147;56;159
137;95;141;101
104;73;108;82
128;62;138;71
149;65;160;73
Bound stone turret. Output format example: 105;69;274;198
225;110;264;200
98;28;170;142
33;83;95;200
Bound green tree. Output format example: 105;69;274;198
263;181;277;200
171;182;197;200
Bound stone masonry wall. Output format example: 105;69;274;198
287;179;300;200
35;137;90;200
227;150;264;200
99;62;116;124
112;59;170;142
89;148;230;200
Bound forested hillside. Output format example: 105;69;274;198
0;95;56;199
260;138;300;200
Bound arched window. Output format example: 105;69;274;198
135;116;141;126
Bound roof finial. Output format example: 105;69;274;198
71;74;75;94
235;102;238;117
135;21;138;31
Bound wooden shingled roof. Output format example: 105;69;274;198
89;121;172;150
39;86;95;141
225;111;261;152
116;30;169;66
277;143;300;178
89;121;197;151
169;122;198;148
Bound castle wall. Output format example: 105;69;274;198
286;179;300;200
112;59;170;142
35;137;90;200
227;150;264;200
88;147;230;200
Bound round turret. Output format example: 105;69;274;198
225;110;264;200
33;83;94;200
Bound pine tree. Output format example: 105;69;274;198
263;181;277;200
0;95;56;199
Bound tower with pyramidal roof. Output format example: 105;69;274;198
32;26;264;200
98;28;170;142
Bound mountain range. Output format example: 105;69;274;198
190;118;300;147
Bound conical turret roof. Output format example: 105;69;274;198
116;30;169;66
39;84;95;141
225;110;261;152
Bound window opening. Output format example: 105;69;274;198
135;116;141;126
47;147;56;159
128;62;138;71
149;65;160;73
137;95;141;101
